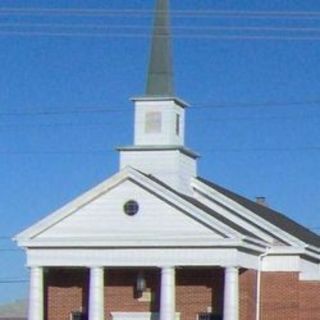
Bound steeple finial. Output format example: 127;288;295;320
146;0;174;97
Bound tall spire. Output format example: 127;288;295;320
146;0;174;97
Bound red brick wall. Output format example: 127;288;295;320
45;268;320;320
45;268;89;320
239;269;257;320
176;269;224;320
45;268;224;320
260;272;320;320
260;272;300;320
105;269;159;320
106;268;225;320
299;281;320;320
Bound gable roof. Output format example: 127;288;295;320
143;173;262;241
15;167;259;247
197;177;320;248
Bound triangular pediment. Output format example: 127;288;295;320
16;168;247;248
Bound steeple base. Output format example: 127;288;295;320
118;146;199;195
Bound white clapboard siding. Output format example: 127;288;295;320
120;150;196;195
35;179;221;241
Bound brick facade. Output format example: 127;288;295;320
45;268;89;320
176;269;224;320
239;269;257;320
260;272;320;320
299;280;320;320
45;268;320;320
105;269;159;320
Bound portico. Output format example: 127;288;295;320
28;264;242;320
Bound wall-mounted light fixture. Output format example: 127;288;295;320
136;271;146;292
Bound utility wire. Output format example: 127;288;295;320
3;31;320;40
1;147;320;155
2;8;320;18
3;23;320;34
1;114;319;121
0;113;319;129
1;97;320;116
0;279;28;283
0;108;123;116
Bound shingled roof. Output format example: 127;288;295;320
198;177;320;247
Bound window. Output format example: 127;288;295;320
175;114;180;136
145;112;161;133
198;313;222;320
123;200;139;216
71;311;86;320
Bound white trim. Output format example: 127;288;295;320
110;312;180;320
305;244;320;255
256;251;269;320
26;247;259;269
191;178;307;247
159;267;175;320
223;266;239;320
262;255;300;272
191;186;275;244
28;267;44;320
15;167;248;247
17;237;265;251
15;169;131;241
299;257;320;280
88;267;104;320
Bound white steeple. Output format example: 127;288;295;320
118;0;198;194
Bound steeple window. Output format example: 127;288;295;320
175;114;180;136
145;112;162;134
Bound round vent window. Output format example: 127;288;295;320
123;200;139;216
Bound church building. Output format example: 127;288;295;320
15;1;320;320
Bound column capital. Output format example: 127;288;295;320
160;266;175;271
225;266;240;272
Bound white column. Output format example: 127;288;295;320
88;267;104;320
160;266;176;320
223;266;239;320
28;266;44;320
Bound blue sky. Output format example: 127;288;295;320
1;0;320;304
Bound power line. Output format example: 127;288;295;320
0;119;317;132
0;112;319;129
0;108;123;116
0;146;320;155
193;100;320;109
0;279;28;284
3;23;320;34
0;118;318;131
1;96;320;117
2;8;320;18
3;30;320;41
